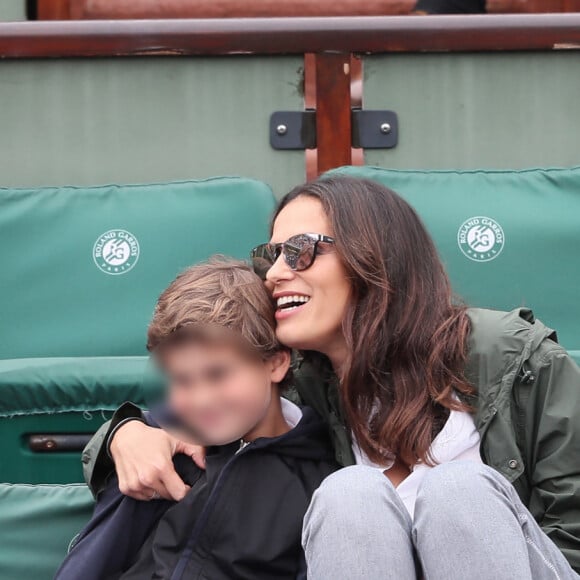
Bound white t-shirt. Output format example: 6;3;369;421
352;408;482;518
281;398;304;428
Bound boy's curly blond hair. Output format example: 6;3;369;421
147;257;283;360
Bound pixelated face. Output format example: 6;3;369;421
162;341;284;445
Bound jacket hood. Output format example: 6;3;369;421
252;405;334;462
465;307;557;402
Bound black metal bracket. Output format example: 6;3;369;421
270;110;317;150
351;109;398;149
270;109;398;151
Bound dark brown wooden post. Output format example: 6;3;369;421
304;53;318;181
562;0;580;10
44;0;416;19
36;0;71;19
315;53;353;175
525;0;565;11
350;54;365;167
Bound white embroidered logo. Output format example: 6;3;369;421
93;229;140;275
457;217;505;262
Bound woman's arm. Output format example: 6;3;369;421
82;402;146;497
83;402;205;500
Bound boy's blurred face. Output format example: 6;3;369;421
161;341;279;446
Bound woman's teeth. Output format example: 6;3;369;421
276;295;310;310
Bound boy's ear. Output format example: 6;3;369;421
268;350;291;384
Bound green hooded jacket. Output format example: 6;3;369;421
83;307;580;572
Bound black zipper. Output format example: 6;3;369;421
170;441;256;580
169;414;322;579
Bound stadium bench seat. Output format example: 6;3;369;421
329;166;580;366
0;356;156;484
0;177;275;360
0;176;276;579
0;176;275;484
0;483;93;580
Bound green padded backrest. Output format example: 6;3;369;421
0;483;93;580
0;177;276;359
329;166;580;357
0;357;153;484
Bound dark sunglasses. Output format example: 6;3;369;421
251;233;335;280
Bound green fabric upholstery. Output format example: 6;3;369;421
328;166;580;355
0;177;276;359
0;483;93;580
0;357;156;484
0;177;275;485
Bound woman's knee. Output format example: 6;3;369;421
304;466;405;532
302;466;416;579
309;466;395;511
417;461;509;506
414;461;516;535
303;466;415;570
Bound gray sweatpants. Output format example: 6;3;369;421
302;462;579;580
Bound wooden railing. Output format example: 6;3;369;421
35;0;580;20
1;15;579;176
38;0;416;20
2;14;580;57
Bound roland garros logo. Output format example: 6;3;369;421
93;229;140;275
457;217;505;262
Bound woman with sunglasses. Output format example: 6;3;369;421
84;175;580;579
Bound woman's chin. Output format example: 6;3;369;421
276;332;303;351
276;327;316;353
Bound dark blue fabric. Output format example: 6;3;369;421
56;406;336;580
54;475;174;580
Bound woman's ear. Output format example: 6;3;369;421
268;350;291;384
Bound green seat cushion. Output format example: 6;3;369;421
328;166;580;354
0;483;93;580
0;356;156;484
0;177;275;359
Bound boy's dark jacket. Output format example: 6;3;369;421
83;307;580;573
56;404;338;580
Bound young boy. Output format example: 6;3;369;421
55;258;338;580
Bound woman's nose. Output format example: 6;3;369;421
265;253;295;286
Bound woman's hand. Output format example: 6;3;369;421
110;420;206;501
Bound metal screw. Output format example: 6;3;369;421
276;124;288;136
380;122;391;134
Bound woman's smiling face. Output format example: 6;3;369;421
265;195;351;366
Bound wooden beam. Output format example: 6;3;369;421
525;0;565;11
70;0;416;19
350;55;365;168
304;52;364;179
1;15;580;58
304;53;318;182
36;0;71;20
315;53;353;174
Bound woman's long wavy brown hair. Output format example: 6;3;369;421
274;175;474;467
